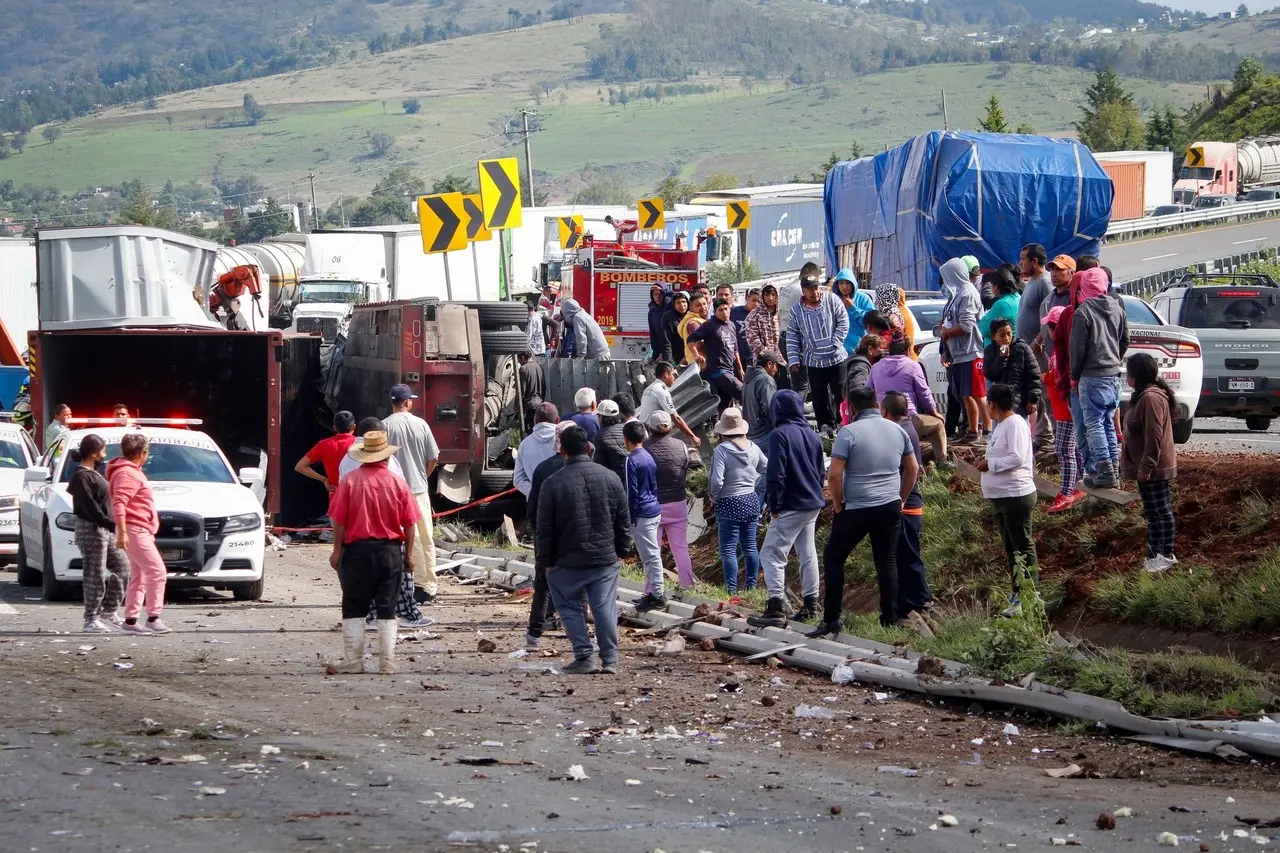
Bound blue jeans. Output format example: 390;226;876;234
718;517;760;593
547;563;620;665
1068;389;1090;475
1078;375;1120;474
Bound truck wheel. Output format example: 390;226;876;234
16;535;40;587
480;330;530;355
41;527;72;602
478;469;515;493
460;302;531;329
1171;418;1194;445
232;577;265;601
1246;416;1272;432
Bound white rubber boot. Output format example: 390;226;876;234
377;619;397;675
327;618;366;674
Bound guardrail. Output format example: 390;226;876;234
1106;198;1280;240
1117;246;1278;300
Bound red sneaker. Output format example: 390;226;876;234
1045;494;1073;514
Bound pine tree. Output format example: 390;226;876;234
977;94;1009;133
1082;67;1134;112
1076;68;1142;152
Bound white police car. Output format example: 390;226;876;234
17;422;267;601
0;421;39;566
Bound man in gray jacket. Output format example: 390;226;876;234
559;298;611;360
1069;267;1129;488
742;350;781;441
937;257;988;443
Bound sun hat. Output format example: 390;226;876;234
713;408;748;437
348;430;399;464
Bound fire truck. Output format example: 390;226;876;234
565;234;708;360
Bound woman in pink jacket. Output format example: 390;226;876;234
110;434;169;635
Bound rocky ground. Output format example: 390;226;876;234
1;547;1277;853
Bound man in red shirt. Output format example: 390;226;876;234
326;430;420;676
295;411;357;496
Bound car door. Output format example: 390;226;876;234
21;438;63;564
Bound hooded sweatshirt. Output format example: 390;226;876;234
647;288;668;359
838;284;875;353
513;422;558;497
707;438;768;502
742;364;777;441
763;390;826;515
940;258;983;365
844;353;872;399
560;299;610;359
660;304;687;363
108;458;159;534
867;354;935;416
1069;268;1129;381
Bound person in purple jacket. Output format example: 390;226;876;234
867;332;950;468
623;421;666;613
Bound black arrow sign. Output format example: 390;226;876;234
639;198;663;229
463;196;486;240
481;160;517;227
425;196;462;252
728;202;749;229
560;216;582;248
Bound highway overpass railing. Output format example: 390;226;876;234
1106;198;1280;241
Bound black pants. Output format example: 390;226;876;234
945;364;965;436
807;363;843;430
340;539;402;620
822;501;902;626
709;373;743;414
527;565;559;638
990;494;1038;585
896;513;932;615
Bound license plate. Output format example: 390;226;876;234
160;549;183;561
1228;378;1256;391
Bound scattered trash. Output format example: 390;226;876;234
422;730;435;737
420;681;449;691
480;741;503;749
180;755;208;764
970;737;984;746
915;656;945;677
624;779;641;786
718;681;741;693
961;752;982;766
794;703;836;719
1168;806;1201;814
113;662;134;670
1044;764;1083;778
1234;829;1253;839
1157;832;1180;847
1236;817;1280;829
1051;838;1068;846
651;635;685;657
477;638;498;653
769;676;787;687
508;649;528;659
1227;797;1236;804
938;815;958;827
877;765;919;777
567;764;588;781
1097;813;1116;830
78;644;95;652
684;757;710;766
197;787;226;796
831;663;856;684
260;745;280;756
761;696;777;707
697;637;717;652
1113;807;1135;819
1002;724;1020;737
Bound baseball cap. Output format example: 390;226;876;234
596;399;620;417
960;255;980;274
390;383;418;403
801;274;821;288
759;349;782;364
647;410;672;431
1047;254;1077;273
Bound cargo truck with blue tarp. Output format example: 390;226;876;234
823;131;1114;292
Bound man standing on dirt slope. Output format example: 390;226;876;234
745;284;780;364
517;351;544;429
937;257;987;445
625;420;667;614
535;425;632;675
1070;267;1129;489
559;298;611;360
743;349;781;442
787;269;849;434
513;403;559;499
881;390;934;617
382;384;441;607
749;389;826;629
1021;244;1060;447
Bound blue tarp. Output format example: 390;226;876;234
824;131;1114;292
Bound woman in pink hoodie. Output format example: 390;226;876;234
110;434;169;635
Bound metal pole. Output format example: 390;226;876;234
941;90;949;131
471;242;481;300
306;172;318;231
443;252;454;300
520;109;535;205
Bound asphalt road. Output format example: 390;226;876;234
1;549;1277;852
1187;416;1280;454
1104;218;1280;282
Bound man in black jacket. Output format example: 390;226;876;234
523;421;574;651
591;399;628;481
536;425;633;674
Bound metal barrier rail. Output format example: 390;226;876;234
1106;198;1280;239
1117;246;1278;300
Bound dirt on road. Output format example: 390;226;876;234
1;546;1276;852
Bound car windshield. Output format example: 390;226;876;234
298;283;362;304
0;439;27;469
60;441;234;484
909;303;945;331
1191;196;1229;209
1180;166;1214;181
1121;297;1161;326
1182;290;1280;330
1244;190;1278;201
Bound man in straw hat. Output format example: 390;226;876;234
326;430;421;676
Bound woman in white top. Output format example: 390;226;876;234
976;383;1038;618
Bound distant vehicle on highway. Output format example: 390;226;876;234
1190;193;1237;210
1151;204;1191;216
1243;188;1280;202
915;294;1202;444
1152;272;1280;433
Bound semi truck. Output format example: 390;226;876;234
1172;137;1280;204
1093;150;1174;216
332;225;502;303
214;241;306;331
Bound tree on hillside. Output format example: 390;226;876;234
243;94;266;125
431;173;475;194
1233;57;1264;93
369;132;395;158
1145;106;1183;151
1236;3;1248;16
1015;120;1036;134
214;173;267;208
12;132;27;153
654;175;696;206
1076;68;1143;152
698;173;740;193
41;124;62;144
978;94;1009;133
402;98;421;115
574;173;632;205
804;143;865;183
234;197;293;244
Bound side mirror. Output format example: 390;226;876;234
238;467;264;486
24;466;50;483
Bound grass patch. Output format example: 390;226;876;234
1091;554;1280;633
1236;493;1273;536
448;522;513;550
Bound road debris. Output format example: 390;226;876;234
1044;764;1083;778
1157;831;1180;846
1097;812;1117;830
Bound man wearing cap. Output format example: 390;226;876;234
591;399;628;481
643;410;700;591
382;384;441;606
1040;254;1077;359
636;362;701;447
689;297;745;414
326;431;420;676
742;349;781;442
961;256;987;308
536;425;632;675
788;265;850;434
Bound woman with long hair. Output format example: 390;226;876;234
69;434;130;633
1121;353;1178;573
707;408;768;594
111;433;169;635
976;383;1038;618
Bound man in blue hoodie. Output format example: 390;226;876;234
748;390;826;628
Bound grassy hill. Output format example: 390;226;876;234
1104;9;1280;55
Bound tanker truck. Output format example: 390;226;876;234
1172;136;1280;204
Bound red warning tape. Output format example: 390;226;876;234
269;487;519;535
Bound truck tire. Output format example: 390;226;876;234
16;535;40;587
233;577;265;601
479;330;530;355
461;302;530;329
1246;416;1272;432
479;469;515;493
41;527;72;602
1171;417;1193;445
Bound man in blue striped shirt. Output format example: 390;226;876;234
787;273;849;433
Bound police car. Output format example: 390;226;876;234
17;421;267;601
0;420;39;566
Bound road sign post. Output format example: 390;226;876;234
478;158;523;230
638;197;665;231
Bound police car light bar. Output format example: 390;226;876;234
66;418;204;426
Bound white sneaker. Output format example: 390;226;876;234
103;612;124;627
1144;556;1172;573
83;620;111;633
398;616;435;629
1163;554;1179;567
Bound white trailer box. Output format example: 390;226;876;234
334;225;501;302
0;237;37;347
1092;150;1174;211
36;226;220;330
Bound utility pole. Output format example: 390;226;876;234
518;109;536;206
941;90;950;131
305;172;319;231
